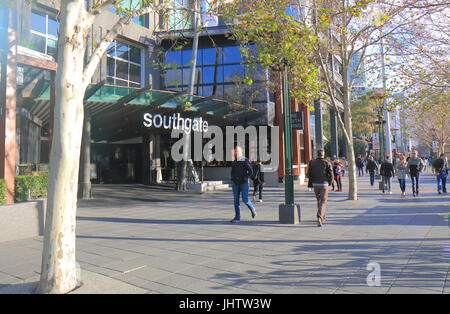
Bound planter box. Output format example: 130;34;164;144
0;199;46;243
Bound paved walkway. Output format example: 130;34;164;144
0;173;449;294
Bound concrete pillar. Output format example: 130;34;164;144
152;133;162;183
314;99;323;155
142;133;151;185
330;108;339;158
0;8;17;204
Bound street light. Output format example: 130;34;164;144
369;91;388;160
278;61;300;224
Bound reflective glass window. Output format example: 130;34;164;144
203;47;222;65
30;12;46;34
29;33;46;53
107;40;142;87
47;17;59;37
165;50;182;67
224;64;245;81
201;66;223;84
129;46;141;63
223;46;242;63
116;60;129;80
115;42;129;60
129;64;141;83
164;68;182;87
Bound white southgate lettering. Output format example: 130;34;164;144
153;114;162;128
143;113;208;134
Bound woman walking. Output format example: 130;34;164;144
396;155;408;198
252;160;265;202
332;158;343;192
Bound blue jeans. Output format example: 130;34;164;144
232;182;255;220
382;176;391;192
369;172;375;186
398;179;406;192
437;171;447;192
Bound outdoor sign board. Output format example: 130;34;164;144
291;111;303;130
372;132;380;150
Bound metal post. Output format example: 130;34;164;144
381;38;392;161
282;66;294;205
278;64;300;224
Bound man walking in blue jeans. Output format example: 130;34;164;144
230;146;257;223
407;150;425;197
432;153;448;194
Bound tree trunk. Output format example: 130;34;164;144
342;65;358;200
37;0;87;294
78;114;92;199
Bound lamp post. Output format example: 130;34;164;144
369;91;388;160
278;62;300;224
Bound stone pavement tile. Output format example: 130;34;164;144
100;257;150;274
71;269;148;294
79;262;124;278
204;259;275;276
136;256;197;274
125;264;176;282
0;273;23;285
76;250;121;266
387;286;441;294
130;279;193;294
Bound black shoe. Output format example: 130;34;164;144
439;191;442;195
230;218;241;223
317;217;323;227
251;210;257;219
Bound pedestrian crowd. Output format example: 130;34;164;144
228;145;448;227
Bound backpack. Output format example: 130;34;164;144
333;162;342;176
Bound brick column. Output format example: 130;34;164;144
303;103;312;163
291;97;301;177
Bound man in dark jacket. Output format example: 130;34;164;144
432;153;448;194
230;146;256;223
366;156;378;186
307;149;334;227
380;156;395;194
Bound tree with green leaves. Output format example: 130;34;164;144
36;0;198;294
386;2;449;155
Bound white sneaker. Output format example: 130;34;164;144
259;200;263;203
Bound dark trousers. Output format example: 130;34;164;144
369;172;375;186
382;176;391;192
410;173;420;194
253;183;263;200
314;186;329;221
398;179;406;192
332;176;342;190
358;166;364;176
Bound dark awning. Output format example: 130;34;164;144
20;82;260;141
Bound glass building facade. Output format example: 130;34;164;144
163;44;269;108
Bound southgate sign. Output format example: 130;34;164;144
143;112;208;134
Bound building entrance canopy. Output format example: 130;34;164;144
24;81;258;142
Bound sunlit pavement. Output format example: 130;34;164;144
0;173;448;294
